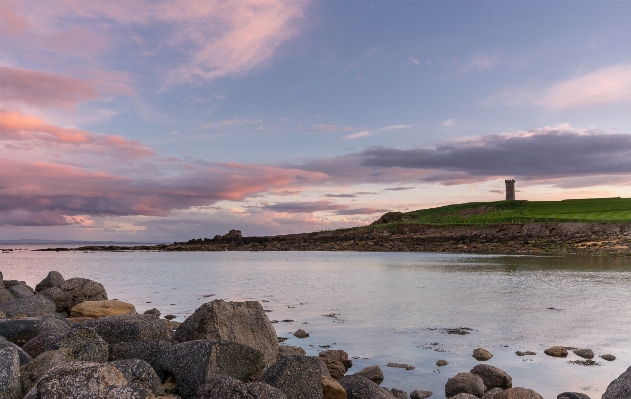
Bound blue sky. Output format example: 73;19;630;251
2;1;631;241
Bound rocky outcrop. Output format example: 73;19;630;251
0;314;70;345
174;300;278;367
70;299;137;318
260;356;323;399
0;294;56;318
80;314;172;344
197;375;287;399
39;277;107;312
444;373;485;398
470;364;512;389
602;366;631;399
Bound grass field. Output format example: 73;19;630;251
386;197;631;225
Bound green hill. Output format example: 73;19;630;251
377;197;631;225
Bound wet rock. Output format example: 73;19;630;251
515;351;536;356
337;375;395;399
0;294;56;318
436;360;449;366
260;356;323;399
278;346;306;357
322;376;346;399
389;388;408;399
444;373;485;398
196;374;287;399
109;339;175;381
481;388;505;399
544;346;568;357
600;354;616;361
470;364;512;389
22;361;131;399
80;314;172;344
354;365;384;384
71;299;137;318
157;340;266;399
0;344;21;399
174;300;278;368
22;332;63;358
572;349;594;359
410;390;433;399
144;308;161;317
494;387;544;399
110;358;166;396
39;277;108;312
293;329;309;338
0;314;70;345
472;348;493;361
557;393;591;399
602;365;631;399
7;284;34;299
19;348;73;392
55;326;109;362
35;271;65;292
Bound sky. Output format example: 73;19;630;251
2;0;631;242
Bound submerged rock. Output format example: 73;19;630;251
515;351;536;356
293;329;309;338
600;354;616;361
436;360;449;366
572;349;594;359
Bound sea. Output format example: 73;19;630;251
2;246;630;399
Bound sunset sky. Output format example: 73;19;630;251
2;0;631;241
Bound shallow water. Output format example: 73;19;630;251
2;247;630;398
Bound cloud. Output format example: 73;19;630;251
296;124;337;132
324;192;377;198
202;118;262;128
343;131;371;140
343;124;414;140
334;208;390;216
261;201;347;214
441;118;456;127
383;187;415;191
459;54;500;74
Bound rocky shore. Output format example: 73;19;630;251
45;222;631;256
1;271;630;399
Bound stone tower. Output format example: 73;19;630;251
505;179;515;201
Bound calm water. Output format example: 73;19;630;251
2;247;630;399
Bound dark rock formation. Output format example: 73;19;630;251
109;358;165;396
337;375;394;399
260;356;323;399
80;314;172;344
55;326;109;362
39;277;107;312
197;374;287;399
0;344;22;399
602;366;631;399
0;294;56;318
35;271;65;292
108;339;175;381
353;365;384;384
0;314;70;345
19;348;73;392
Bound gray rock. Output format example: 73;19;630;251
0;294;56;318
174;300;278;368
515;351;536;356
23;332;63;358
470;364;512;389
39;277;107;312
389;388;408;399
157;340;266;399
0;337;33;366
410;390;433;399
260;356;323;399
572;349;594;359
472;348;493;361
602;365;631;399
109;339;175;381
144;308;161;317
557;393;591;399
481;388;504;399
494;388;543;399
35;271;65;292
436;360;449;366
19;348;73;392
0;314;70;345
444;373;485;398
354;365;384;384
55;326;109;362
197;374;287;399
8;284;34;299
600;354;616;361
22;361;131;399
337;375;394;399
278;346;306;357
110;358;166;396
0;344;22;399
80;314;172;344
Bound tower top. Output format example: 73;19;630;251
505;179;515;183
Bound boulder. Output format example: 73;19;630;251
35;271;65;292
22;361;136;399
55;326;109;362
470;364;512;389
410;390;433;399
196;374;287;399
110;358;166;396
481;388;505;399
144;308;161;317
174;300;278;368
436;360;449;366
260;356;323;399
572;349;594;359
494;388;544;399
0;314;70;345
0;344;22;399
472;348;493;361
353;365;384;384
444;373;485;398
157;340;266;399
319;349;352;378
109;339;175;381
7;284;34;299
80;314;172;343
0;294;56;318
19;348;73;392
70;300;137;318
337;375;395;399
390;389;408;399
600;354;616;361
602;365;631;399
322;376;346;399
39;277;107;312
0;337;33;365
23;332;63;358
293;329;309;338
278;346;306;357
544;346;568;357
557;393;591;399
